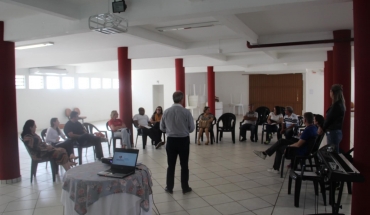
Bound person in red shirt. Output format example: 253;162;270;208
108;110;131;148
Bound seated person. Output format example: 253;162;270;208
314;114;324;135
64;111;104;160
253;112;317;173
280;106;298;139
264;106;283;144
150;106;165;141
108;110;131;148
46;117;78;161
240;104;258;142
21;120;76;171
197;106;214;145
133;107;163;149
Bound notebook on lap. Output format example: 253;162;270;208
98;148;139;178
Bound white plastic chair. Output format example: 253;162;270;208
230;94;244;115
185;94;198;117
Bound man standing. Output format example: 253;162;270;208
280;106;298;139
64;111;104;160
133;107;163;149
160;91;194;194
240;104;258;142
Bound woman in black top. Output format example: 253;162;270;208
322;84;346;153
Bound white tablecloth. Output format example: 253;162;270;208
62;191;152;215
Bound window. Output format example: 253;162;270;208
46;76;60;89
29;76;44;89
78;77;89;89
91;78;101;89
113;79;119;89
15;75;26;89
102;78;112;89
62;77;74;89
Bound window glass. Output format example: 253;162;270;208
29;76;44;89
78;77;89;89
46;76;60;89
102;78;112;89
113;79;119;89
15;75;26;89
62;77;75;89
91;78;101;89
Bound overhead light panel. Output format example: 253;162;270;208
89;13;128;34
29;67;68;76
15;42;54;50
156;21;219;32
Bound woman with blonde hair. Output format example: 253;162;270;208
197;106;214;145
108;110;131;149
322;84;346;153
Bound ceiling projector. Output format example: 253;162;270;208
112;0;127;13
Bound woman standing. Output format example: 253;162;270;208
322;84;346;153
264;106;283;144
197;106;214;145
45;118;78;161
21;120;75;171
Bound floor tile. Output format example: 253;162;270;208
193;186;221;197
35;197;64;208
247;187;278;197
238;198;272;211
187;206;222;215
214;183;241;193
155;201;184;214
5;200;37;212
33;205;64;215
225;190;256;201
2;209;34;215
176;197;210;210
213;202;249;215
204;178;230;186
202;193;234;205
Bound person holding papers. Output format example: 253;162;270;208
133;107;164;149
264;106;283;144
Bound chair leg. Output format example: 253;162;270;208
347;181;352;194
195;130;198;144
50;160;57;182
135;134;139;148
294;178;302;207
232;131;235;143
216;131;219;143
320;181;327;206
113;139;116;154
30;161;38;183
280;157;285;178
313;181;319;196
78;147;83;165
288;177;292;194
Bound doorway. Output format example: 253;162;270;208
153;85;164;112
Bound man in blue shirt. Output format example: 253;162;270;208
160;91;195;194
254;112;317;174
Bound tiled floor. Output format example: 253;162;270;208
0;116;354;215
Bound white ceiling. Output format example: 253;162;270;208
0;0;355;74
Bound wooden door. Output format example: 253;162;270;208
249;74;303;115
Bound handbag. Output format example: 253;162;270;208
199;120;209;128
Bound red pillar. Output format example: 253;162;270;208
352;1;370;214
207;67;215;115
332;30;351;153
324;51;333;116
118;47;133;143
175;59;185;107
0;21;21;182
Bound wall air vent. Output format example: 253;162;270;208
89;13;128;34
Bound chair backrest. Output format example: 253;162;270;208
196;113;217;128
188;95;198;107
41;129;47;142
309;134;325;154
65;108;72;118
83;122;98;134
279;106;286;117
217;113;236;131
255;106;270;125
106;121;112;131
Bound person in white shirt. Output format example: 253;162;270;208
46;118;78;162
280;106;298;139
239;104;258;142
133;107;163;149
264;106;284;144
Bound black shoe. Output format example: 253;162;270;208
240;138;246;142
165;187;173;194
156;142;164;149
250;137;255;142
183;187;192;194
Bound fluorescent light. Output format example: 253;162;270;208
15;42;54;50
156;21;219;32
29;67;68;76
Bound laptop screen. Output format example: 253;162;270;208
112;151;137;167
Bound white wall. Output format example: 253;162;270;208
16;68;119;131
185;72;249;114
132;68;176;116
304;70;324;115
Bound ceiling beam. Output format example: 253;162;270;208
263;51;279;60
0;0;80;20
203;54;227;62
128;26;186;50
213;14;258;43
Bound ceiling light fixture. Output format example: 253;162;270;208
156;21;219;32
29;67;68;76
15;42;54;50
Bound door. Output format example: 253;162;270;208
152;85;164;112
249;74;303;115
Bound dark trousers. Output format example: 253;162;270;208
284;128;295;140
78;134;104;159
265;138;295;170
142;127;161;146
54;139;74;157
166;136;190;191
265;124;282;141
240;124;257;140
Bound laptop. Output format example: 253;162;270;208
98;148;139;178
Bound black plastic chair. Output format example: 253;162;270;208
106;121;122;154
20;137;58;183
238;119;258;142
255;106;270;125
216;113;236;143
83;122;109;152
195;113;217;144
